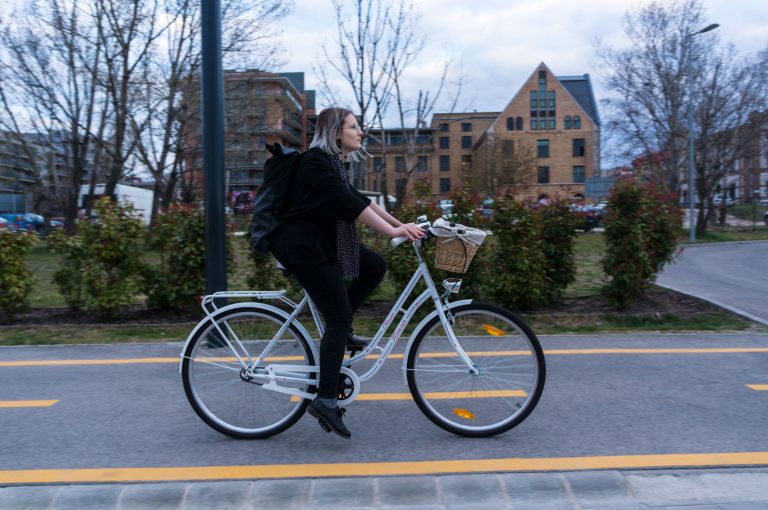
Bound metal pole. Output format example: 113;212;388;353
687;35;696;242
686;23;719;243
200;0;227;295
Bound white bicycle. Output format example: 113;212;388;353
180;217;545;438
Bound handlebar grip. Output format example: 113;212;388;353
391;236;409;247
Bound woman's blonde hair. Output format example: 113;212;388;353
309;107;367;163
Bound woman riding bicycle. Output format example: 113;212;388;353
270;107;424;439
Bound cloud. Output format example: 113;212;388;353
276;0;767;124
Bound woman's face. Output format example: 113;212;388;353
339;113;363;153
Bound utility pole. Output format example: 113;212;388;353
200;0;227;296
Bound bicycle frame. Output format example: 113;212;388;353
179;233;478;402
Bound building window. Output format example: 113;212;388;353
537;166;550;184
395;178;407;194
440;178;451;193
516;117;523;130
564;116;572;129
461;122;472;132
548;118;555;130
461;136;472;149
531;119;538;130
530;91;537;110
537;139;550;158
439;123;449;132
417;155;428;172
440;155;450;171
538;70;546;87
507;117;515;130
572;165;585;183
373;157;383;173
395;156;405;172
439;136;450;149
461;154;472;167
573;115;581;129
547;90;555;110
573;138;585;157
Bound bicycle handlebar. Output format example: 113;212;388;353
391;219;432;247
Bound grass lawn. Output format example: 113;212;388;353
683;227;768;243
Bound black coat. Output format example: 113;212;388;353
271;148;371;266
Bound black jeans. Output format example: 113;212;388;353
283;245;386;399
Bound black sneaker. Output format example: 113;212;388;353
346;334;368;356
308;399;351;439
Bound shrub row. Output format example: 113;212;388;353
0;230;37;320
601;178;682;310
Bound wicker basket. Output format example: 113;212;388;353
434;236;480;274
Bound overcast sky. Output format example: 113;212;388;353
275;0;767;123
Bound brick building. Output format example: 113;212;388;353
180;70;316;198
362;63;600;203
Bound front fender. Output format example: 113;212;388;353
401;299;473;383
178;302;317;373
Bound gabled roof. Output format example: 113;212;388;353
557;74;600;126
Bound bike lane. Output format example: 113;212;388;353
2;333;768;482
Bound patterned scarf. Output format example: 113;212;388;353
328;152;360;277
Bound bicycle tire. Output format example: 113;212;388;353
406;302;545;437
181;305;315;439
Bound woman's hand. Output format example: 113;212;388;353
392;223;426;241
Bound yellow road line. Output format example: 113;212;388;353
2;347;767;367
291;389;527;402
747;385;768;391
0;400;58;408
2;452;768;484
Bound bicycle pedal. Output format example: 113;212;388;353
318;420;332;433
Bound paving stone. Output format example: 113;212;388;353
119;482;188;510
717;504;768;510
381;506;444;510
626;472;768;506
184;481;251;510
377;476;440;507
248;479;312;509
438;473;506;507
312;477;375;509
499;472;569;504
564;470;630;507
0;486;60;510
52;484;121;509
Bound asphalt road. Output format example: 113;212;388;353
2;333;768;482
657;240;768;325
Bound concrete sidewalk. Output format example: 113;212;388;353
2;468;768;509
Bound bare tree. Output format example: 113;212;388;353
0;0;108;232
595;0;767;234
473;134;535;194
316;0;462;208
130;0;292;226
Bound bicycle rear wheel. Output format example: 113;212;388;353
181;305;315;439
406;303;545;437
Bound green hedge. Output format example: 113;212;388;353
0;231;37;319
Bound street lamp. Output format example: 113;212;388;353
687;23;719;242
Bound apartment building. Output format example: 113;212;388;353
473;63;600;202
362;63;600;203
180;70;315;197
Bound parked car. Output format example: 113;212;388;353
0;216;18;233
571;205;601;232
0;213;35;232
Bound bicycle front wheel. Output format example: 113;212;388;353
406;303;545;437
181;305;315;439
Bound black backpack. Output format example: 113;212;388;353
250;143;302;255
